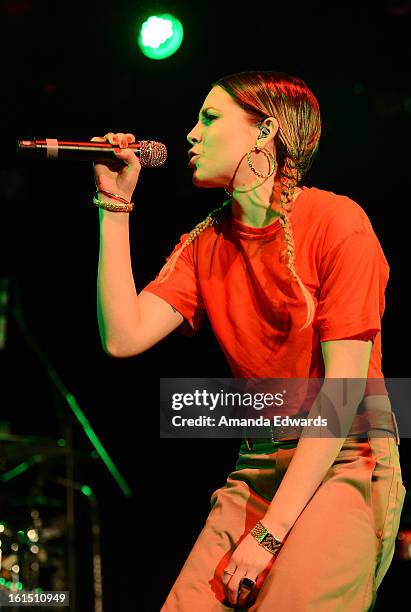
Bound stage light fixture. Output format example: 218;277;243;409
138;13;184;59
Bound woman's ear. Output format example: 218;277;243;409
256;117;279;149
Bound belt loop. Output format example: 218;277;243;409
243;428;252;451
391;411;400;446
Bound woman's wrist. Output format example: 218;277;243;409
97;189;133;204
250;520;284;555
258;515;290;542
99;206;131;220
93;190;134;213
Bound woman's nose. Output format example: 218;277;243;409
187;124;201;145
187;133;199;145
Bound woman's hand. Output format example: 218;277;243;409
222;532;276;608
91;132;142;202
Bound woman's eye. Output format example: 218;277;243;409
203;114;216;124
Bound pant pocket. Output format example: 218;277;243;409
367;433;404;538
367;432;406;588
374;477;406;589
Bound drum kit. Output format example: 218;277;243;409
0;277;131;611
0;430;101;607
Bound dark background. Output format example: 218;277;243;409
1;0;410;610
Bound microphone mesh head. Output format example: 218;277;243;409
139;140;167;167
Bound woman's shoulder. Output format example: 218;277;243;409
303;185;376;237
172;202;229;255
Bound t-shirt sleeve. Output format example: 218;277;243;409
314;230;389;343
141;232;206;337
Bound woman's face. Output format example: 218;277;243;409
187;86;261;190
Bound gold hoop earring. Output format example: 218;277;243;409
247;147;276;179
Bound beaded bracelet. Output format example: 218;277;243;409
92;196;134;213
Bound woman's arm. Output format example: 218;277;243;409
97;210;184;357
92;132;186;357
261;339;373;540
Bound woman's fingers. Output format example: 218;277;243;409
105;132;129;148
108;132;127;148
222;564;259;608
92;131;141;199
104;132;118;145
221;566;237;604
221;572;234;590
236;576;258;608
91;133;136;145
91;132;141;173
227;573;242;606
111;133;140;168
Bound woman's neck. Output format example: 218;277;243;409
230;180;302;228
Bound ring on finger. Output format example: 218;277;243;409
239;576;256;590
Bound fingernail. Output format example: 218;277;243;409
114;148;122;153
121;139;127;147
112;136;118;143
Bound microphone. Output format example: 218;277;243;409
16;138;167;168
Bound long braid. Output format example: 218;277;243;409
276;156;315;331
210;70;321;332
156;199;231;283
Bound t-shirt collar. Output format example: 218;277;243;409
230;186;309;240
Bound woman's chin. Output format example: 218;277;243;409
192;174;223;189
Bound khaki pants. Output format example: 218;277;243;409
161;431;406;611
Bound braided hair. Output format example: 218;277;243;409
156;71;322;331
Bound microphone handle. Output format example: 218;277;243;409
16;139;144;162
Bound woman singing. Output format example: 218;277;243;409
92;71;406;611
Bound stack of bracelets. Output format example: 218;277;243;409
92;190;135;213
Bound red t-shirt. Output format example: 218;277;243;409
142;186;390;397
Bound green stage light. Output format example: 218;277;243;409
80;485;93;497
138;13;183;60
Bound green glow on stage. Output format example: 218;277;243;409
138;14;184;60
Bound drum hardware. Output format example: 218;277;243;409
1;276;133;611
